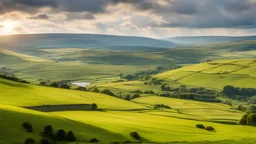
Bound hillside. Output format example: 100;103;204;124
1;76;256;143
153;59;256;90
165;36;256;45
0;34;176;50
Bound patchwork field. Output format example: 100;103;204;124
1;76;256;143
154;59;256;90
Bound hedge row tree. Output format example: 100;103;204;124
239;105;256;126
49;82;59;88
60;84;70;89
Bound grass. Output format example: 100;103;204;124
0;104;128;144
132;96;242;122
52;110;256;143
1;69;256;143
0;78;146;110
153;59;256;90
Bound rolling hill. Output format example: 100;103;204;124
1;71;256;143
165;36;256;46
153;59;256;90
0;33;176;51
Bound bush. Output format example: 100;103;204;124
40;137;52;144
130;132;140;140
66;131;76;141
91;87;100;93
22;122;33;132
76;86;86;91
206;126;215;131
24;138;36;144
196;124;205;129
60;84;70;89
91;103;98;110
131;93;140;99
56;129;66;141
39;81;47;86
44;125;53;135
124;94;131;100
247;113;256;126
144;90;155;94
101;89;114;96
89;138;100;143
49;82;59;88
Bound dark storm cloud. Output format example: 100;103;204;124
0;0;256;29
28;13;49;20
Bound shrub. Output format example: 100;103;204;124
144;90;155;94
130;132;140;140
39;81;47;86
101;89;114;96
135;90;143;94
91;103;98;110
22;122;33;132
239;117;247;125
131;93;140;99
206;126;215;131
56;129;66;141
89;138;100;143
66;131;76;141
91;87;100;93
76;86;86;91
49;82;59;88
60;84;70;89
44;125;53;135
124;94;131;100
24;138;36;144
196;124;205;129
40;137;52;144
247;113;256;126
238;104;247;112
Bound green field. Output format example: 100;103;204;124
1;76;256;143
153;59;256;90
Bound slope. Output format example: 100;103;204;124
153;59;256;90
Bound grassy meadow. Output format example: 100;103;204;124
1;40;256;143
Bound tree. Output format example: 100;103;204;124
24;138;36;144
130;132;140;140
247;113;256;126
56;129;66;141
39;81;47;86
196;124;205;129
40;138;52;144
76;86;86;91
44;125;53;135
66;131;75;141
222;85;237;95
22;122;33;132
101;89;114;96
60;84;70;89
89;138;99;143
49;82;59;88
91;103;98;110
124;75;133;81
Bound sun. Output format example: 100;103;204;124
3;21;17;31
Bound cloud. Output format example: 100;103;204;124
0;0;256;37
28;13;49;20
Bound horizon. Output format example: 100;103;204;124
0;0;256;38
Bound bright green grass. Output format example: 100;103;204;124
132;96;242;122
0;104;128;144
202;65;245;74
0;78;146;110
53;110;256;143
154;59;256;90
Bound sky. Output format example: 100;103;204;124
0;0;256;38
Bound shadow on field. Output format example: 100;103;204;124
24;104;97;112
